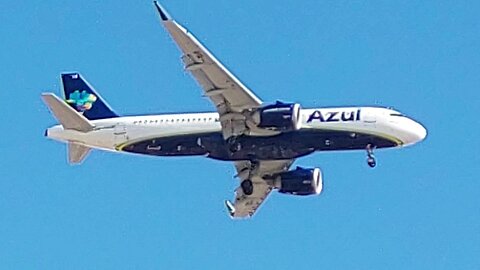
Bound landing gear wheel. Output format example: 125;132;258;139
366;144;377;168
227;137;242;153
229;143;242;153
241;179;253;195
367;157;376;168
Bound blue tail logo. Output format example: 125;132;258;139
62;73;118;120
66;90;98;112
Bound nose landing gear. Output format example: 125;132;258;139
366;144;376;168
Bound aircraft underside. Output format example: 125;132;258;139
119;129;398;161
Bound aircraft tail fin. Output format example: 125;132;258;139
68;142;91;165
41;93;94;132
61;73;118;120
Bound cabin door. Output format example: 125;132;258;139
114;123;128;146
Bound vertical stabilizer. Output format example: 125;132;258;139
62;73;118;120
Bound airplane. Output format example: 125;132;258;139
42;2;427;219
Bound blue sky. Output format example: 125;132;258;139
1;1;479;269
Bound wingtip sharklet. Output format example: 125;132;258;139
224;200;235;218
153;1;171;21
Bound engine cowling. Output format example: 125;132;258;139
275;167;323;196
255;102;301;131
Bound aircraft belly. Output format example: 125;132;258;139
119;129;398;161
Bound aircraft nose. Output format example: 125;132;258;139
409;120;427;143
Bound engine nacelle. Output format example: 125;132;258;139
274;167;323;196
255;102;301;131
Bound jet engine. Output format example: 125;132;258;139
253;102;302;131
273;167;323;196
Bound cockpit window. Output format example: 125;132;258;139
390;113;405;117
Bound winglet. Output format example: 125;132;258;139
153;1;171;21
224;200;235;217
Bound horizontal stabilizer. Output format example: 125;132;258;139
68;142;91;164
42;93;94;132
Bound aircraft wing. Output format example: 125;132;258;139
154;2;263;138
227;159;294;218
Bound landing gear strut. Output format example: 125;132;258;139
241;179;254;195
366;144;376;168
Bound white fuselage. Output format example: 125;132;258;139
46;106;427;157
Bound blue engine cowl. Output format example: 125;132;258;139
257;102;301;131
275;167;323;196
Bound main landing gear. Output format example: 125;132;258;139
366;144;376;168
227;137;242;153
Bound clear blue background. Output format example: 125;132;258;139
1;1;479;269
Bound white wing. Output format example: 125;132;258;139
154;3;294;218
227;159;294;218
154;2;264;138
